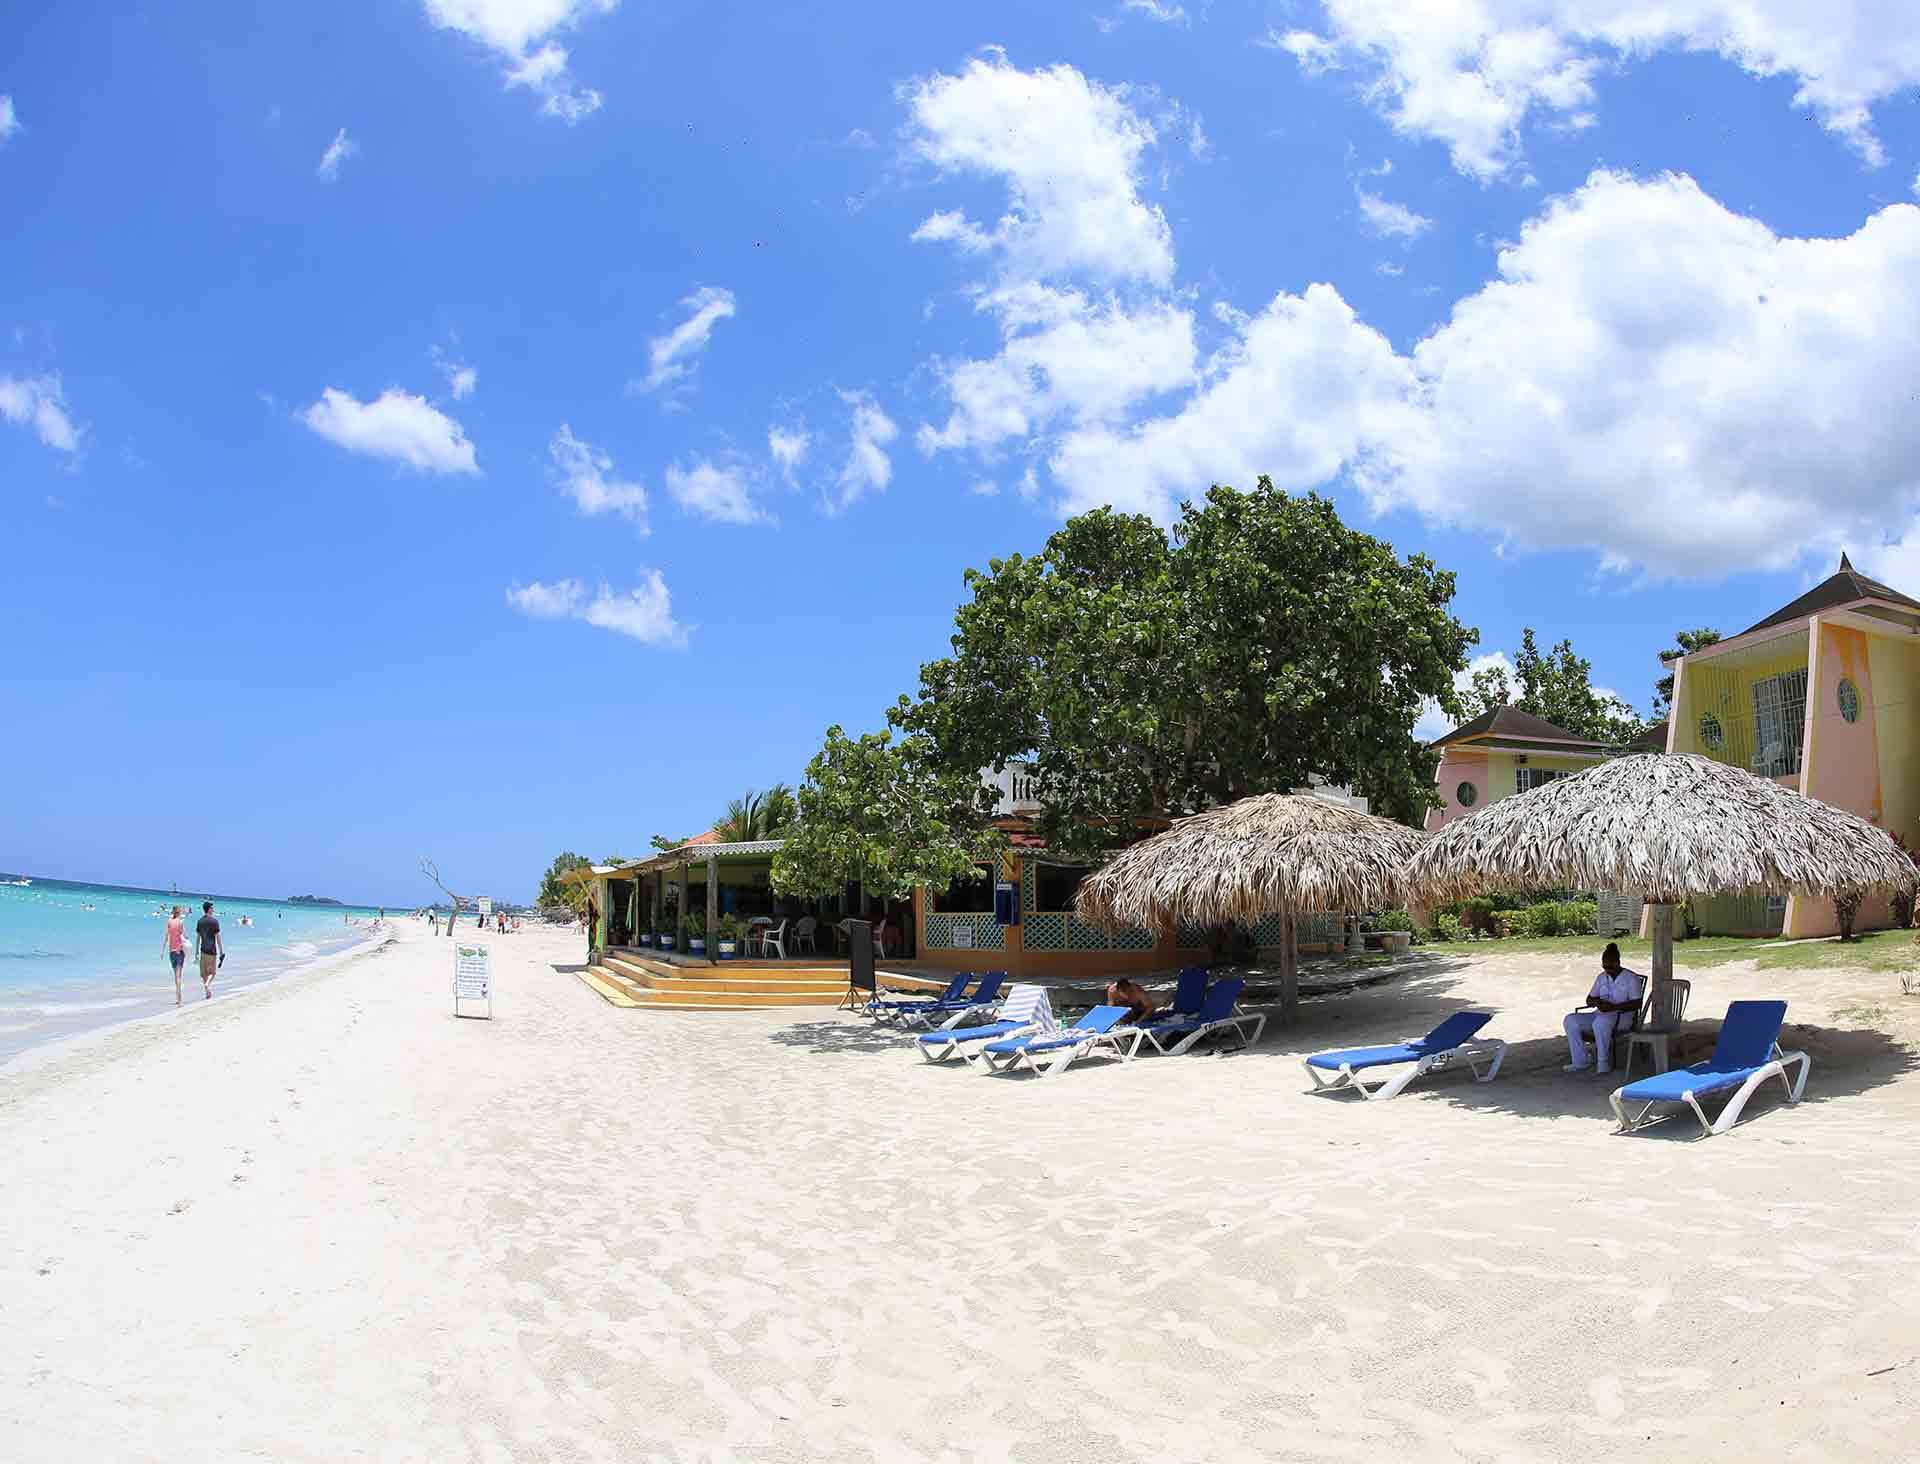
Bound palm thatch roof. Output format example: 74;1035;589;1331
1409;753;1915;904
1074;793;1427;930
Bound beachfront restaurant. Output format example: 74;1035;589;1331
578;829;1345;979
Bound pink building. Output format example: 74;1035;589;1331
1665;554;1920;936
1425;706;1612;832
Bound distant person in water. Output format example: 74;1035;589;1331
195;900;223;1000
164;905;187;1005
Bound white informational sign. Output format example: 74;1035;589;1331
453;942;492;1020
477;896;493;918
950;923;974;948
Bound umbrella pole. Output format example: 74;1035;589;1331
1648;902;1675;1011
1278;905;1298;1026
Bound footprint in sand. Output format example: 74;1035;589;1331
167;1200;190;1216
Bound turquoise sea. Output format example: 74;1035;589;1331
0;877;391;1064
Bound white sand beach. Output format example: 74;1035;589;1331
5;920;1920;1461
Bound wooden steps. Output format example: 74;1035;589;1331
576;950;943;1013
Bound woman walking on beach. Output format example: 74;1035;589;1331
164;905;187;1005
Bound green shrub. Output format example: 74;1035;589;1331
1559;898;1596;934
1488;890;1527;912
1371;908;1414;933
1460;896;1497;935
1433;912;1464;942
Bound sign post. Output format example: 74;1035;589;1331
453;942;492;1020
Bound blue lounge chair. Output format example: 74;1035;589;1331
1609;999;1809;1137
973;1004;1145;1077
1138;966;1208;1029
902;971;1009;1032
1303;1011;1506;1100
1143;978;1263;1055
868;972;971;1024
915;985;1051;1063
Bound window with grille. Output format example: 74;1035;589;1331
1515;767;1570;793
1750;670;1808;777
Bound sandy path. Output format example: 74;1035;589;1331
4;921;1920;1461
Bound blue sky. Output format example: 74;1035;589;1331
5;2;1919;904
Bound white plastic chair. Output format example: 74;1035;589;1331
794;916;817;954
761;919;789;960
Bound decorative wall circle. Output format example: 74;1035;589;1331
1456;781;1478;807
1838;678;1860;724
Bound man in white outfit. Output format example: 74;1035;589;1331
1563;942;1644;1074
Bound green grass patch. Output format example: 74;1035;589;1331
1467;929;1920;975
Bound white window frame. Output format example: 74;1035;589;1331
1514;767;1570;793
1751;669;1808;778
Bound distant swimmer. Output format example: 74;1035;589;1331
195;900;224;999
165;905;187;1005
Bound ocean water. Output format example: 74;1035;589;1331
0;878;390;1064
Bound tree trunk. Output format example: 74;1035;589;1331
1278;904;1298;1026
1648;902;1675;1015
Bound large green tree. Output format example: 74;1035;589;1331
892;479;1477;848
536;851;591;912
1458;629;1646;744
771;726;1003;902
1654;627;1722;716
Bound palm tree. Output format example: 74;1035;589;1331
713;784;798;842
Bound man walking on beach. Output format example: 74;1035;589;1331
164;905;188;1005
195;900;223;1000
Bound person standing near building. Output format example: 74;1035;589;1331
163;905;188;1005
195;900;223;1000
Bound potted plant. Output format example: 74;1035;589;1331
686;912;707;956
716;914;741;960
657;922;676;952
638;926;653;948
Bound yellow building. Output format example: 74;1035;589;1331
1665;553;1920;937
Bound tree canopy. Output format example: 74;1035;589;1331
535;851;591;912
1655;627;1722;716
1457;628;1647;745
891;480;1476;849
770;726;1004;902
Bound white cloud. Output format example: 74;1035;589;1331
1048;283;1414;518
549;424;646;527
316;128;358;182
299;387;477;474
832;390;898;510
1913;168;1920;199
970;479;1000;497
1283;2;1920;178
0;374;79;453
903;52;1175;284
1119;0;1187;23
636;286;736;394
768;423;811;481
919;283;1197;455
422;0;614;122
1364;171;1920;579
0;96;18;145
506;571;688;648
1414;651;1518;741
432;346;477;398
665;456;766;525
1356;188;1431;239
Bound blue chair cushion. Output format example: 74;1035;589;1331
916;1019;1025;1047
1617;1060;1767;1104
1306;1043;1422;1071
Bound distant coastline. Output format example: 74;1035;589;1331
286;895;346;906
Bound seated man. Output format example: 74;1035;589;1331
1106;977;1156;1025
1563;942;1645;1075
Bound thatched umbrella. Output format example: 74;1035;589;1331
1408;752;1916;1003
1074;793;1428;1023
